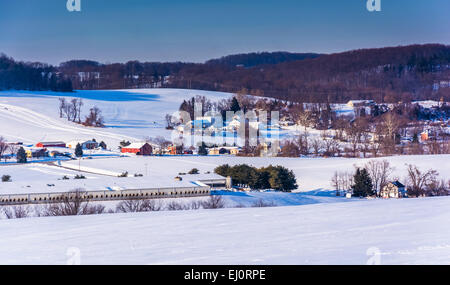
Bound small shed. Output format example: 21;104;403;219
381;181;406;199
121;142;152;156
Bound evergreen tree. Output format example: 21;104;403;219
352;168;374;197
198;142;208;156
230;97;241;113
75;143;84;158
16;147;27;164
214;164;231;177
266;165;298;192
214;164;298;192
99;141;107;150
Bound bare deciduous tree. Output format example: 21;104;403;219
297;131;309;155
2;205;30;219
297;111;312;131
406;164;439;197
43;189;104;216
365;160;394;196
311;138;322;156
331;171;354;196
0;137;9;161
202;195;225;209
116;199;162;213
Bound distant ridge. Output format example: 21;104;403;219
1;44;449;102
205;52;322;68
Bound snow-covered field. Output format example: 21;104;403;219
1;196;449;265
0;89;232;146
0;89;449;265
62;155;450;193
1;154;448;195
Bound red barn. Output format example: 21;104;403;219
36;141;66;148
121;143;152;156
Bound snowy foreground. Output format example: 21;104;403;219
1;196;449;265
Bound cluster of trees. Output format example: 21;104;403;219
0;138;25;163
83;106;105;127
280;103;449;158
58;98;104;127
331;160;395;197
405;164;448;197
59;60;189;90
330;160;449;198
0;137;11;162
58;98;83;122
0;54;72;92
215;164;297;192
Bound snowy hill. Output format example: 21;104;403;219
0;89;232;145
1;196;449;265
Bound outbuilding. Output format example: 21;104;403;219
36;141;66;148
67;140;99;150
121;142;153;156
381;181;407;199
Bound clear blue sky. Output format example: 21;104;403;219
0;0;448;65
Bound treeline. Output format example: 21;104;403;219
215;164;298;192
171;44;450;103
0;54;72;92
3;44;449;102
59;60;191;90
205;52;321;68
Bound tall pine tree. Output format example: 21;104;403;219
198;142;208;156
16;147;27;164
352;168;374;197
230;97;241;113
75;143;84;158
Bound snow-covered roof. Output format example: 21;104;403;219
37;141;65;145
124;142;150;149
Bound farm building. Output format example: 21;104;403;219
191;116;214;129
67;140;99;150
208;148;220;155
121;142;153;156
381;181;407;199
209;147;240;155
35;141;66;148
347;100;375;108
165;145;183;155
25;148;49;159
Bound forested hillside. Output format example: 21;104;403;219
171;44;450;103
1;44;449;102
205;52;321;68
0;54;72;92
